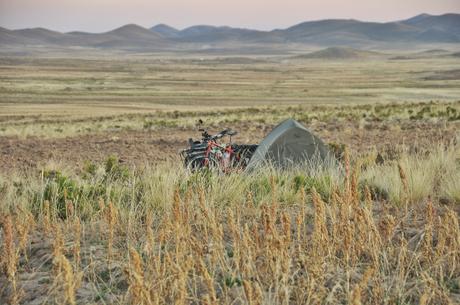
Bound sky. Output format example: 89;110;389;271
1;0;459;32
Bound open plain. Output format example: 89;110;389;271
1;48;460;304
1;52;459;170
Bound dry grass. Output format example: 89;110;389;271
361;145;460;205
0;53;459;304
1;54;460;138
0;144;459;304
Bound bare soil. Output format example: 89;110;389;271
1;120;458;173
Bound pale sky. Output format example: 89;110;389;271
1;0;459;32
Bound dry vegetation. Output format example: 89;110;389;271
0;147;460;304
1;100;459;172
0;53;460;304
1;54;460;116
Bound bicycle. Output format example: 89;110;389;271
180;128;258;172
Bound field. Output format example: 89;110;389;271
0;52;460;304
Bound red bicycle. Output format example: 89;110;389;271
180;128;257;172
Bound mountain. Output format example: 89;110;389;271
170;13;460;45
402;13;460;36
0;27;27;45
150;24;180;38
106;24;162;39
277;18;446;45
1;13;459;51
0;24;169;50
161;13;460;46
91;24;166;47
0;27;66;45
400;13;460;42
151;24;277;43
176;25;272;42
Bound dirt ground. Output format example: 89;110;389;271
1;119;458;173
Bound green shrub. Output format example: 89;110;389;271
292;174;332;199
41;170;81;219
104;155;129;181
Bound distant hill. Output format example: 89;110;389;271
402;13;460;36
294;47;383;60
150;24;180;38
276;19;415;44
0;27;65;45
164;13;460;45
151;24;276;43
1;13;459;51
92;24;165;48
1;24;170;50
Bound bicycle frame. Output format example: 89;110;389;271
203;139;236;170
181;128;253;172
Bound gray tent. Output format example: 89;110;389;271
246;119;330;170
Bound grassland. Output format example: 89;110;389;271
1;147;459;304
1;53;459;138
0;52;460;304
1;54;460;115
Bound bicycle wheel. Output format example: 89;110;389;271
186;155;221;173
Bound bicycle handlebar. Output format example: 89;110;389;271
200;128;237;142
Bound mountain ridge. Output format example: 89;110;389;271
2;13;459;50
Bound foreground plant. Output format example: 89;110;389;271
0;145;459;304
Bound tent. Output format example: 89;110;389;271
246;118;331;170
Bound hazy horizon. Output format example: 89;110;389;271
1;0;459;32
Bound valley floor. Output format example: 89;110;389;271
0;53;459;304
